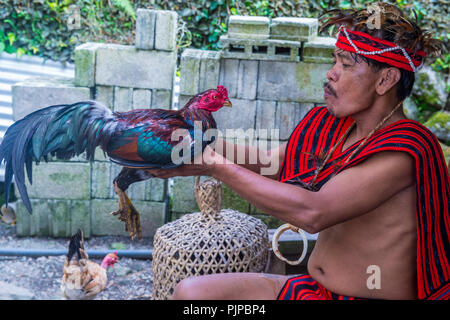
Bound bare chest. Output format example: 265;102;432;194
308;184;418;299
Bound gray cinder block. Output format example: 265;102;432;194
23;162;91;200
114;87;133;112
136;9;178;52
74;42;103;87
220;35;302;62
12;77;91;120
133;89;152;109
270;17;318;42
302;37;336;63
256;61;332;103
180;49;221;95
95;43;176;89
228;15;270;40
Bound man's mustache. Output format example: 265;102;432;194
323;82;337;98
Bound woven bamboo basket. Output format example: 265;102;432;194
152;176;269;300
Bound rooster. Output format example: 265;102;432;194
61;229;118;300
0;86;231;239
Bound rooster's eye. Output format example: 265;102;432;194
213;96;217;99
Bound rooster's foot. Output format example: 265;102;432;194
111;182;142;240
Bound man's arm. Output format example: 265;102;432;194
208;150;415;233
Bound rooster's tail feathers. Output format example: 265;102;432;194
0;101;118;214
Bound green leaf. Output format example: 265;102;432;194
5;44;16;54
16;47;26;58
7;32;15;45
0;42;5;54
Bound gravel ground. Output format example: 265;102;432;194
0;222;155;300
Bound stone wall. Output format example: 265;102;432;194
175;16;334;227
11;10;335;236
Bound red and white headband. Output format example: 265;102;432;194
336;26;425;72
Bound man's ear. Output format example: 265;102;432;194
376;67;401;96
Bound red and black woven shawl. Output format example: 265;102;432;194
279;106;450;300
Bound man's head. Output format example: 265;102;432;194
320;2;441;118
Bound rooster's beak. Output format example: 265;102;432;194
223;100;232;107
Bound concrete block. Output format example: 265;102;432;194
95;44;176;89
23;162;91;200
236;60;258;100
69;200;91;237
213;98;257;135
198;50;222;92
179;48;202;95
152;89;172;109
154;10;178;52
91;199;166;238
256;61;332;103
114;87;133;112
219;58;260;100
228;16;270;40
94;86;114;110
136;9;178;52
171;176;198;213
29;201;49;236
302;37;336;63
12;77;91;120
255;100;277;139
270;17;318;42
220;35;301;62
91;161;111;199
144;178;167;202
133;89;152;109
48;200;71;237
276;102;314;140
15;200;31;236
74;42;102;87
135;8;157;50
218;58;240;98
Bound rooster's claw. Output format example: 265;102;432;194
112;182;143;240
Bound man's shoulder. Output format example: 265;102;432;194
367;118;442;152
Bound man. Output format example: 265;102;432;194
148;3;449;300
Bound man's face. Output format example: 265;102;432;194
324;49;380;118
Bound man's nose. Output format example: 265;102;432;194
326;66;338;82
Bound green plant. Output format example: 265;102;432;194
431;53;450;74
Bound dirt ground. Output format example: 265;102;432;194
0;222;155;300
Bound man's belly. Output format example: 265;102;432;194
306;194;417;299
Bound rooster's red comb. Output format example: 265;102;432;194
217;85;228;98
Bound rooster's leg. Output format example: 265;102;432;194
111;181;142;240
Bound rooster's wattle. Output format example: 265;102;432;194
0;85;231;239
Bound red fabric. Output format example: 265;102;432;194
278;274;370;300
279;107;450;300
335;27;425;72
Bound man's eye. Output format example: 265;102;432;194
342;64;351;68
